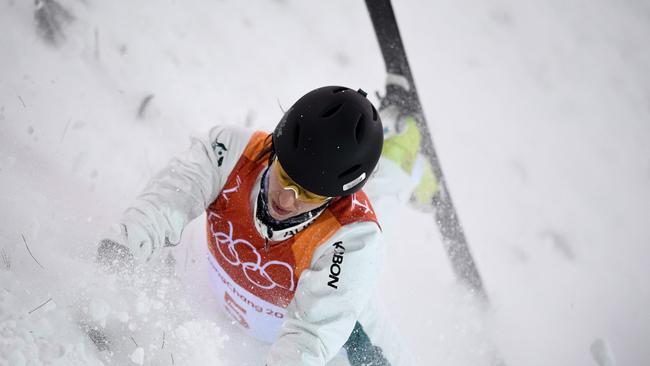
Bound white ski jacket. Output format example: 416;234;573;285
104;125;385;366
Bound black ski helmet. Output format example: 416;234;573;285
272;86;383;197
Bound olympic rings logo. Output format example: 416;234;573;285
210;218;295;291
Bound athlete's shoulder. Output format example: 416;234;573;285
328;192;380;229
200;125;254;168
207;125;254;151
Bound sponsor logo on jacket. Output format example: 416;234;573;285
212;140;228;167
327;241;345;289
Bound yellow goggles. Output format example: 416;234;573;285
274;160;331;204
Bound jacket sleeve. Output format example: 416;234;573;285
265;221;384;366
103;125;252;263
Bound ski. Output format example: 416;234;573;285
364;0;487;300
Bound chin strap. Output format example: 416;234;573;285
253;165;329;248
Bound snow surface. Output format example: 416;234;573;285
1;0;650;365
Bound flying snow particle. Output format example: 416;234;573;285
88;300;110;327
130;346;144;364
590;338;616;366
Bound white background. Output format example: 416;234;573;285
1;0;649;365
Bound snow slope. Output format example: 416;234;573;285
1;0;649;365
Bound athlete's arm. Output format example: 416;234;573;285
101;125;252;263
265;221;384;366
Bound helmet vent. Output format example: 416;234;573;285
338;164;361;178
354;114;365;142
320;103;343;118
293;123;301;148
332;87;348;94
371;105;378;121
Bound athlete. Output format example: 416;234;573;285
98;85;422;365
